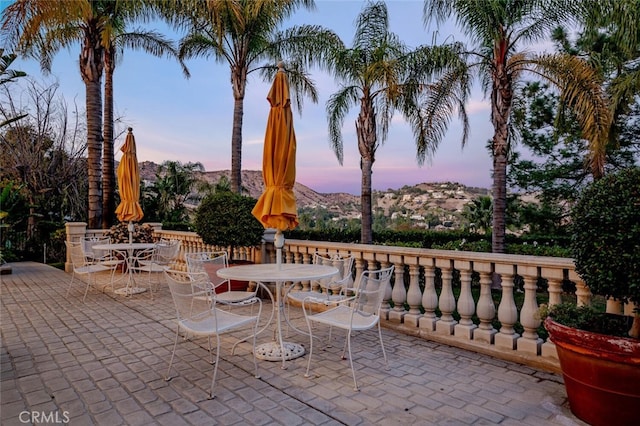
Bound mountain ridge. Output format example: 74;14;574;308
138;161;490;222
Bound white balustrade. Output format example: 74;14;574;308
71;223;618;373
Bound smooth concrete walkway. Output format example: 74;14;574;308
1;262;586;425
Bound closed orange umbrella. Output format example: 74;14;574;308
115;127;144;224
252;62;299;232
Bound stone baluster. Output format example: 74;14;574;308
544;267;564;307
606;298;624;315
378;259;393;319
569;270;592;307
495;264;519;350
354;257;366;286
301;252;313;292
473;262;496;344
388;255;406;323
419;258;438;331
516;265;542;355
540;267;564;358
454;261;476;339
435;259;457;335
404;260;422;327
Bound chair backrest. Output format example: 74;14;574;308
185;251;229;290
155;240;181;263
66;241;89;269
351;266;394;317
164;270;212;322
314;253;355;291
82;236;110;259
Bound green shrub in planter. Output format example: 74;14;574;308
569;167;640;337
194;191;265;259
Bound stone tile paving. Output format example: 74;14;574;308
1;262;587;425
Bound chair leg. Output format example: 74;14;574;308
165;327;180;381
251;317;260;379
66;272;75;297
209;334;221;399
341;330;348;359
82;274;92;303
304;316;315;379
344;330;359;391
377;323;389;369
207;336;215;364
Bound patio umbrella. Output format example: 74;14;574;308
115;127;144;243
252;62;299;266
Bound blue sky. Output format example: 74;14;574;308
4;1;551;194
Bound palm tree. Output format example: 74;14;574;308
1;1;184;229
423;0;611;253
462;195;492;234
153;160;205;222
1;1;109;228
101;3;189;228
171;0;341;194
325;2;467;244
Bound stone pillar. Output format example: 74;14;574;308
65;222;87;273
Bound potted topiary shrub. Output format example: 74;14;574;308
543;167;640;426
193;190;266;290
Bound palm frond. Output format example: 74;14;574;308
531;53;613;177
326;86;360;165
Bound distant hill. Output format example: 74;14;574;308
138;161;491;224
139;161;360;209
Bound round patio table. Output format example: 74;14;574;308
216;263;338;369
93;243;157;295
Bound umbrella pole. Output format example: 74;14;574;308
275;229;284;270
128;222;134;245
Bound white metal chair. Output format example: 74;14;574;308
286;252;355;305
66;240;116;302
164;270;261;399
303;265;394;391
82;236;124;289
132;240;181;296
82;236;110;261
285;253;355;332
185;251;258;305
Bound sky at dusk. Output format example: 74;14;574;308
3;1;555;195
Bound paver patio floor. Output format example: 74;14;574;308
1;262;586;425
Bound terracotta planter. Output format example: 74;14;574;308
544;317;640;426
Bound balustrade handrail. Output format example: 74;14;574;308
68;223;626;374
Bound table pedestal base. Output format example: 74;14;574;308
114;287;147;296
255;341;305;361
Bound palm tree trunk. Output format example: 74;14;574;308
102;48;115;229
490;45;513;254
230;69;247;194
360;158;374;244
80;27;104;229
357;96;376;244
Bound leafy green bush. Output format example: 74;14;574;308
570;167;640;305
541;303;632;338
194;192;265;255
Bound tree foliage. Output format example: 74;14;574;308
171;0;340;194
194;191;265;256
570;167;640;306
422;0;611;254
325;1;466;244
